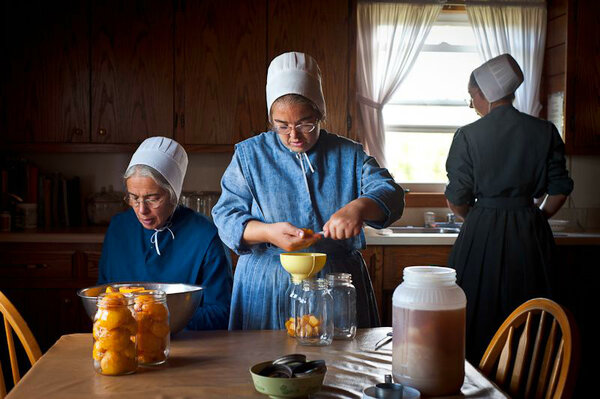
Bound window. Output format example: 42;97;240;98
383;12;481;188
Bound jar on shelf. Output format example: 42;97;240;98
392;266;466;396
326;273;357;340
295;278;333;346
133;290;170;365
284;276;303;337
92;293;138;375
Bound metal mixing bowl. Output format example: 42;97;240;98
77;282;203;335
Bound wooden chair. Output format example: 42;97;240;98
479;298;579;399
0;290;42;398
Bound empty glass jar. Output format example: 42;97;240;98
327;273;357;340
295;278;333;346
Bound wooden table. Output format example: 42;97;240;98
6;328;508;398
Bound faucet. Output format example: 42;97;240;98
447;213;456;224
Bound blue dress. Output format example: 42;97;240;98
445;104;574;362
212;130;404;330
98;206;233;330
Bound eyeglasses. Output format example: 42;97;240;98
125;194;165;209
273;122;318;135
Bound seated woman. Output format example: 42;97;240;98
98;136;233;330
212;52;405;330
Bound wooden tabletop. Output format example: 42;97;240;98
6;328;508;399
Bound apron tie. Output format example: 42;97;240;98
150;223;175;256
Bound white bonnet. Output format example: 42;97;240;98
266;52;326;118
127;136;188;201
473;53;524;103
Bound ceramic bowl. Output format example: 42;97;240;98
77;282;203;335
250;360;326;398
280;253;327;282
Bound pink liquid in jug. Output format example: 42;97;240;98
392;306;465;396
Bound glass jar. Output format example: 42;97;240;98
93;293;137;375
133;290;170;365
295;278;333;346
327;273;357;340
284;277;303;337
392;266;466;396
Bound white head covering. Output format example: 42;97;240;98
266;52;326;118
127;136;188;201
472;53;524;103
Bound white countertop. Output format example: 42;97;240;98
364;226;600;246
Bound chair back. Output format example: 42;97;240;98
479;298;579;399
0;290;42;398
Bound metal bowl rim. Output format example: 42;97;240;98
77;282;203;299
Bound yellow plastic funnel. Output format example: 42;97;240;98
280;253;327;283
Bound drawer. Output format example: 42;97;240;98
0;250;74;278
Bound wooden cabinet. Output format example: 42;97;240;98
563;0;600;153
544;0;600;154
1;0;89;144
268;0;355;138
91;0;174;144
1;0;356;151
0;242;101;352
176;0;267;145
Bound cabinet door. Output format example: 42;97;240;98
91;0;174;144
1;0;89;143
268;0;351;137
564;0;600;154
178;0;267;145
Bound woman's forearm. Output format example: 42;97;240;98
242;220;270;245
539;194;567;219
447;200;471;220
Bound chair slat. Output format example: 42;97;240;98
535;319;558;399
496;325;514;386
510;311;533;395
4;318;21;385
1;315;7;399
524;310;548;398
545;339;564;399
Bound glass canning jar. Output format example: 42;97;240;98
93;293;138;375
284;277;303;337
295;278;333;346
133;290;170;365
327;273;357;340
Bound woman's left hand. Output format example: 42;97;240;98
323;202;364;240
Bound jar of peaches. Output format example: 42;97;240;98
93;292;138;375
133;290;170;365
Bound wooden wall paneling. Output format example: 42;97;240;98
1;0;89;144
546;74;565;95
182;0;267;145
547;0;567;19
546;14;567;49
268;0;350;137
544;44;566;77
91;0;174;144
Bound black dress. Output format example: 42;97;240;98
445;104;573;363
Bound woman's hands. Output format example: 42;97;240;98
323;198;385;240
242;221;321;252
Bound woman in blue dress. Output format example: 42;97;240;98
98;136;233;330
445;54;573;362
212;52;404;330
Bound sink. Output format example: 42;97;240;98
382;226;461;234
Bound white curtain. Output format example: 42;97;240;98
356;1;441;167
466;0;547;116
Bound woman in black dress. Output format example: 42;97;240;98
445;54;574;363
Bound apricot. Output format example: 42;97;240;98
140;303;168;321
137;350;167;365
136;331;163;353
150;321;170;338
96;307;136;330
100;350;136;375
93;340;105;361
97;328;132;352
118;286;145;293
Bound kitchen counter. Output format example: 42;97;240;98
365;226;600;246
0;226;107;243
